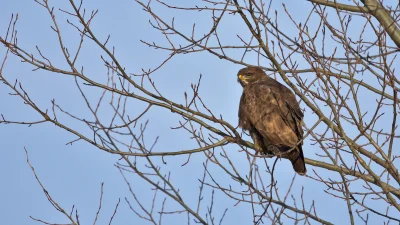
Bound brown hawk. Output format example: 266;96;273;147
237;66;306;175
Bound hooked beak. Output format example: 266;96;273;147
238;74;248;85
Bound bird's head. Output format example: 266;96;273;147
237;66;266;87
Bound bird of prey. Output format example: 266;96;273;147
237;66;306;175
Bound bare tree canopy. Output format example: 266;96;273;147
1;0;399;224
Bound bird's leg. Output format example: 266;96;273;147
249;128;271;155
267;144;281;157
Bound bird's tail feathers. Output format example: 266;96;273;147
286;146;307;175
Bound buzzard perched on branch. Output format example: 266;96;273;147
237;66;306;175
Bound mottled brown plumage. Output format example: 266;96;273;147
237;66;306;175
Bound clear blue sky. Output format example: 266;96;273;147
0;1;394;224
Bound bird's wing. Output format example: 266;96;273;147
274;82;304;138
242;81;303;147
